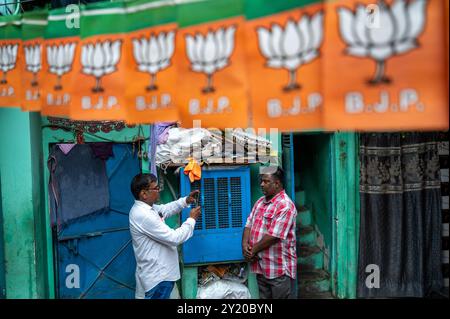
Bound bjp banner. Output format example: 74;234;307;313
323;0;449;131
41;8;79;118
175;0;250;129
21;10;48;112
124;0;179;124
70;1;128;121
0;15;22;108
244;0;324;131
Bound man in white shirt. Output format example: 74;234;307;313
129;173;201;299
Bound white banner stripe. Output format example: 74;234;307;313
48;14;80;21
22;19;48;26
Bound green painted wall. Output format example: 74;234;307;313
295;133;333;265
0;171;5;299
331;132;359;299
0;108;46;298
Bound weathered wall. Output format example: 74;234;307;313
295;133;333;260
0;108;45;298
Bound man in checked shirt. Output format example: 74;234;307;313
242;166;297;299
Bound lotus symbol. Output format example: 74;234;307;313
132;31;175;92
81;40;122;93
24;44;42;87
337;0;427;85
185;26;236;94
257;12;324;92
0;44;18;84
46;43;76;90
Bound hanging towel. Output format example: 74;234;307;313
184;158;202;183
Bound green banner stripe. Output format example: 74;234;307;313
0;15;22;40
245;0;321;20
45;9;80;39
177;0;243;28
22;10;48;41
80;1;127;38
126;0;176;32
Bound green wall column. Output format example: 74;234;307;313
331;132;359;299
0;170;6;298
0;108;47;298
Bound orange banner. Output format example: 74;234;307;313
245;3;324;131
125;24;179;124
0;40;22;108
176;17;250;129
69;34;129;121
322;0;449;131
0;17;23;108
41;37;78;118
21;39;43;112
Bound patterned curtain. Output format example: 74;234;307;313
358;132;443;298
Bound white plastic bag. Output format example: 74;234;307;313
196;280;251;299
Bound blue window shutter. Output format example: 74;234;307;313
180;166;251;264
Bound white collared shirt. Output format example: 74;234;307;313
129;197;195;298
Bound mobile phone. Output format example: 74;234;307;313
194;191;200;206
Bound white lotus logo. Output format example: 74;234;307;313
46;43;76;90
81;40;122;93
337;0;427;85
132;31;175;91
185;26;236;93
257;12;324;92
0;44;18;84
24;44;42;87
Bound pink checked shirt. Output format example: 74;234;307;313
245;190;297;279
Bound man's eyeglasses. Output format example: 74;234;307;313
146;185;163;192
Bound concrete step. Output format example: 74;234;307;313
297;245;324;269
296;205;312;227
297;225;316;246
295;190;306;207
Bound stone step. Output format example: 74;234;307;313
298;269;330;282
297;245;324;269
296;205;312;227
297;263;316;273
298;291;335;299
298;269;331;294
297;226;316;246
295;190;306;207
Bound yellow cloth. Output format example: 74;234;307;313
184;158;201;183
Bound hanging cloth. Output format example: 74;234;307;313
358;132;443;297
184;158;202;183
48;144;110;230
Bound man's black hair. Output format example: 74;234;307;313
130;173;157;200
260;166;285;187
